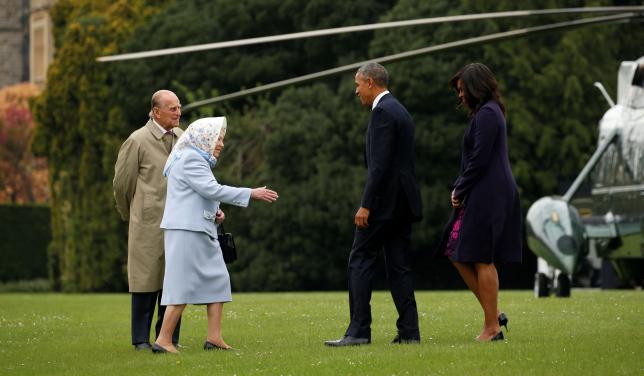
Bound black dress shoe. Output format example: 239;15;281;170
204;341;233;350
324;336;370;347
133;342;151;350
391;334;420;344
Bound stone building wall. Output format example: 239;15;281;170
0;0;30;88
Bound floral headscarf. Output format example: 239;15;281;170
163;117;227;177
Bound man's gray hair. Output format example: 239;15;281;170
151;90;168;110
150;89;173;119
357;62;388;87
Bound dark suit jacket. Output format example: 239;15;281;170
361;93;422;222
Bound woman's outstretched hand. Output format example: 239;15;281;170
251;186;279;203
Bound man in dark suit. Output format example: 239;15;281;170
325;62;423;347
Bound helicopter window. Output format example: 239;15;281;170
631;64;644;88
593;143;636;188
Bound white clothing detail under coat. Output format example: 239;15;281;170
160;147;251;305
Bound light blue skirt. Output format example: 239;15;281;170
161;229;232;305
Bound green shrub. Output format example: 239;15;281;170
0;278;51;292
0;204;50;282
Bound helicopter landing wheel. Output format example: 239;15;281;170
555;273;571;297
534;273;550;298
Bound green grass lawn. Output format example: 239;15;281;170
0;290;642;375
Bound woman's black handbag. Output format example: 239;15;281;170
217;223;237;264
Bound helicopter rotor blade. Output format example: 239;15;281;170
183;12;638;111
96;6;644;63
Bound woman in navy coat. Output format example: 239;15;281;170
439;63;522;342
152;117;278;353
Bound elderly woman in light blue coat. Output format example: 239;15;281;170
153;117;278;354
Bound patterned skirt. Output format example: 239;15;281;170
444;208;465;259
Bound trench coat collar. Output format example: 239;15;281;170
145;119;173;140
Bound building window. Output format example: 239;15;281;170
30;13;51;86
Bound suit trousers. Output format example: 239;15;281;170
345;219;419;340
131;290;181;345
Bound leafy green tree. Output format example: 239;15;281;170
225;84;367;290
32;0;167;291
32;0;644;291
366;0;644;286
110;0;397;129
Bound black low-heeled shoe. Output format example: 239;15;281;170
204;341;233;350
498;312;509;332
151;343;177;354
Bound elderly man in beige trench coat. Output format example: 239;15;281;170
114;90;184;350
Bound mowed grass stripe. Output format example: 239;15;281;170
0;290;642;375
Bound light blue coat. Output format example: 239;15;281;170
160;147;251;238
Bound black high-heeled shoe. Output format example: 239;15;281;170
491;331;504;341
498;312;509;332
204;341;233;351
476;330;505;342
151;343;178;354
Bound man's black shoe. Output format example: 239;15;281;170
391;334;420;344
133;342;152;350
324;336;370;347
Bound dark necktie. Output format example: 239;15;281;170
162;130;173;153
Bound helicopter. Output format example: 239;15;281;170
97;6;644;295
526;57;644;297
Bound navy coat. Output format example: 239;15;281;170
362;93;422;222
439;100;522;263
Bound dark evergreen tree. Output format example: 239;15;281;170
32;0;644;291
32;0;168;291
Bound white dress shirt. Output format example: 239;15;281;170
372;90;390;110
152;118;172;135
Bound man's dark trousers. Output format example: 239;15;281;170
344;217;419;340
131;290;181;345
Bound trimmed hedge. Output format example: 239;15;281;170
0;204;51;282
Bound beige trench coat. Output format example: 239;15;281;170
113;120;183;292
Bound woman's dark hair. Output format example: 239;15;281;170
449;63;506;115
